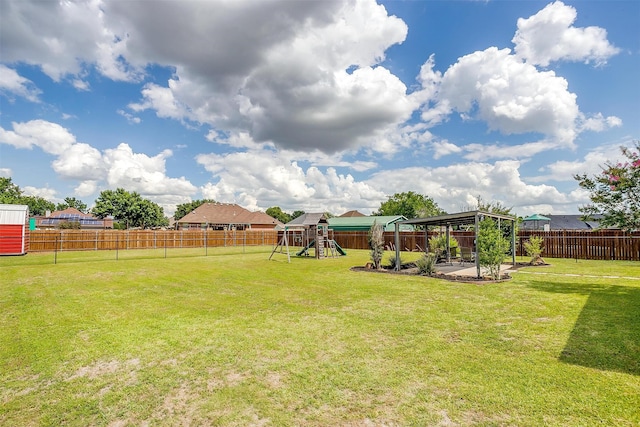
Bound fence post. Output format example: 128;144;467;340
205;230;208;256
54;236;58;264
116;234;119;261
164;233;167;258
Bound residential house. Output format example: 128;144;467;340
34;207;113;229
176;203;282;230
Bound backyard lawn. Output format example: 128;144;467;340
1;249;639;426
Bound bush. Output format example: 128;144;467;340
523;236;545;265
386;253;403;269
477;217;510;280
369;221;384;269
415;252;437;276
429;234;459;252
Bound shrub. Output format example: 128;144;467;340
415;252;437;275
368;221;384;269
428;234;459;252
523;236;545;265
386;253;403;269
477;217;510;280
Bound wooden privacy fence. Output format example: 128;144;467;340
332;230;640;261
28;229;279;252
26;229;640;261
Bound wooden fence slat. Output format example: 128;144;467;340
22;229;640;261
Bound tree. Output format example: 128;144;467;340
0;178;56;215
374;191;445;219
266;206;292;224
477;217;510;280
174;199;216;221
20;195;55;216
474;195;512;215
574;141;640;231
0;177;22;203
92;188;167;229
56;197;87;213
291;210;305;220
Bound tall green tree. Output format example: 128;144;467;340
374;191;445;219
0;177;22;203
92;188;167;229
174;199;216;221
574;141;640;231
266;206;292;224
20;195;56;216
56;197;87;213
0;178;55;215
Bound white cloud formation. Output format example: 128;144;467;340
0;168;12;177
0;65;41;102
116;0;412;153
421;48;580;148
513;1;620;67
366;160;580;215
23;185;57;201
0;0;142;82
0;120;197;206
196;149;385;213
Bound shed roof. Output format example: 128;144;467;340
0;204;29;225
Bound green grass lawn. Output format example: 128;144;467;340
1;250;639;426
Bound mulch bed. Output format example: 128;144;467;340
350;261;550;283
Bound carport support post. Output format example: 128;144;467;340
475;213;481;279
394;223;400;271
446;225;451;264
511;218;516;265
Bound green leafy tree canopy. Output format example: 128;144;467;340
56;197;87;213
266;206;292;224
374;191;445;219
92;188;167;229
0;177;55;215
575;141;640;231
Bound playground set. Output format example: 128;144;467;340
269;213;346;262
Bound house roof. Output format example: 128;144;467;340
339;210;365;217
328;215;412;232
49;207;93;218
548;215;604;230
177;203;282;227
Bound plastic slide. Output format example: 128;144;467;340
296;240;315;256
331;240;347;255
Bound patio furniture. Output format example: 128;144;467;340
460;247;474;265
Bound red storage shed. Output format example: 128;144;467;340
0;204;30;255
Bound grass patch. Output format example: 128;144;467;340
1;251;639;425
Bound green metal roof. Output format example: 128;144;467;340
328;215;413;232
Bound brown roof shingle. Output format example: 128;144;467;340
177;203;281;227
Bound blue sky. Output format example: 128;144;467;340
1;0;638;217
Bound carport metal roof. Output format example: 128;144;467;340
397;210;515;228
